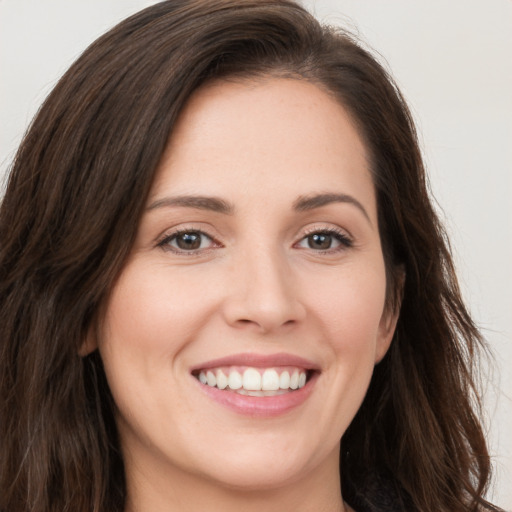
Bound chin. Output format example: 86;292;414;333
183;437;331;493
201;460;308;492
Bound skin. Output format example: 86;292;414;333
89;78;399;512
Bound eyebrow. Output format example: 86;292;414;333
146;195;234;214
146;192;371;223
293;193;371;224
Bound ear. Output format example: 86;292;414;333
375;267;405;364
78;326;98;357
375;306;400;363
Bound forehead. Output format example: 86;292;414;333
150;78;375;217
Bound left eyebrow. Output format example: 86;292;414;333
146;195;234;214
293;193;372;225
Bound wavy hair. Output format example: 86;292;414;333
0;1;498;510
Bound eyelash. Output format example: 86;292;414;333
156;226;353;255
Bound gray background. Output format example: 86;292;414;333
1;1;510;508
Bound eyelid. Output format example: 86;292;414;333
300;224;351;237
300;223;353;240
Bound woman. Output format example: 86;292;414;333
0;1;501;511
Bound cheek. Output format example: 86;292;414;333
307;261;387;345
97;263;200;417
310;259;386;383
295;261;388;444
97;262;217;442
101;261;216;359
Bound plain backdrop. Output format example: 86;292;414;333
1;1;511;509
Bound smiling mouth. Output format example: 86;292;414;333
193;366;314;397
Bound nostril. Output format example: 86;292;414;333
233;318;259;328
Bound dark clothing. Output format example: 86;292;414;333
345;474;412;512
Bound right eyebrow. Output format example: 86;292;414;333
146;195;234;215
293;192;372;225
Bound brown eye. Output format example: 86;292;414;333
175;232;202;250
296;229;352;252
307;233;334;250
160;230;215;252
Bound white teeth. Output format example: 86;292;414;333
243;368;261;390
206;370;216;387
261;369;280;391
197;367;309;393
227;370;242;390
216;369;228;389
279;371;290;389
290;370;299;390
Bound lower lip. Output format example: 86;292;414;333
193;372;318;417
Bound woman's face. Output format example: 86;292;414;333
95;78;398;496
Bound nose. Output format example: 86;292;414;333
222;246;306;334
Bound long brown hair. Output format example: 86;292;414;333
0;1;499;510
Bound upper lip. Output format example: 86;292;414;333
190;352;321;372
